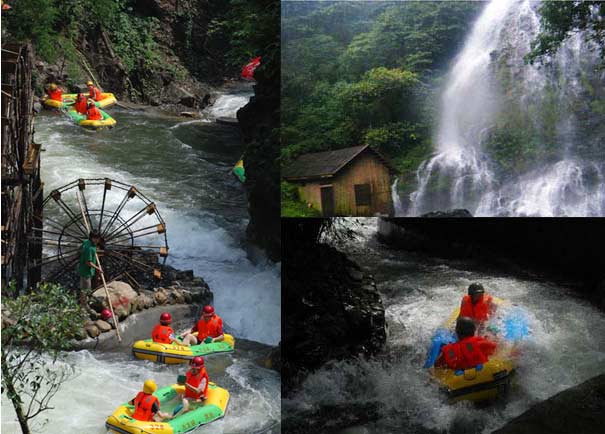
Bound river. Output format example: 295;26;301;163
2;88;281;433
284;218;605;433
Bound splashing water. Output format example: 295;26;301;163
287;219;605;433
403;0;605;216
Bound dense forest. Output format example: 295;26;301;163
281;1;605;216
3;0;277;105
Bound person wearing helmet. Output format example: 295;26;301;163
78;230;103;310
459;283;496;323
435;316;497;370
74;92;88;114
129;380;172;421
178;356;209;414
151;312;183;345
46;83;63;102
86;101;102;121
180;305;224;346
86;80;103;101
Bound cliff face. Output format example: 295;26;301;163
492;374;605;434
237;16;281;262
282;239;387;393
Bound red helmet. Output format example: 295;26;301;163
202;305;214;315
191;356;204;368
100;309;112;320
160;312;172;324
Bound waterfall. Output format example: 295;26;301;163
407;0;605;216
391;178;403;216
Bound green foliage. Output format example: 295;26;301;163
527;1;604;64
1;281;87;432
281;1;479;181
5;0;59;61
280;181;321;217
364;121;421;156
108;13;161;73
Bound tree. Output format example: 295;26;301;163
1;282;87;434
527;0;605;63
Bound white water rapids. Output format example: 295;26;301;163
286;219;605;433
401;0;605;216
2;92;280;433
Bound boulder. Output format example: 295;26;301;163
154;288;168;305
91;281;137;319
84;323;100;338
492;374;605;434
95;320;112;333
132;293;154;311
283;243;386;393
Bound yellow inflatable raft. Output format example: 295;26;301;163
106;383;229;434
430;357;515;402
132;333;235;364
41;97;65;109
63;92;117;109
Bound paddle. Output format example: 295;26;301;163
76;190;122;342
172;375;187;416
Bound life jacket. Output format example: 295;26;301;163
47;88;62;101
74;95;88;114
195;315;223;340
86;106;102;121
132;391;159;421
460;294;493;322
89;86;103;101
441;336;497;370
151;324;174;344
184;368;208;400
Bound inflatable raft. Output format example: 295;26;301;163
42;96;66;110
232;158;245;183
67;109;116;131
106;383;229;434
132;333;235;364
62;92;118;109
424;302;529;402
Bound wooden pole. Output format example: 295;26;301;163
76;191;122;342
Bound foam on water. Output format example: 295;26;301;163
1;350;280;433
289;219;605;433
35;104;280;346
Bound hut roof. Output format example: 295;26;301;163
282;145;397;181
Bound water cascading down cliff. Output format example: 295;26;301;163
400;0;605;216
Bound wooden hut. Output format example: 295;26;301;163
283;145;397;216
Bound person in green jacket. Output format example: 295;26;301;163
78;230;103;309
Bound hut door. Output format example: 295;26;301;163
320;186;334;216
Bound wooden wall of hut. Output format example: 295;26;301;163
1;43;43;293
297;153;393;216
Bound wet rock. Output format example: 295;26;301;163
180;111;200;118
132;293;155;311
283;242;386;392
95;320;112;333
265;343;281;373
91;281;137;319
154;288;168;305
492;374;605;434
84;323;100;338
420;209;473;218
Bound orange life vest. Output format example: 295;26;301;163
86;106;102;121
132;391;159;421
460;294;493;322
151;324;174;344
74;95;87;114
184;368;208;400
89;86;103;101
441;336;497;370
47;88;62;101
195;315;223;340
